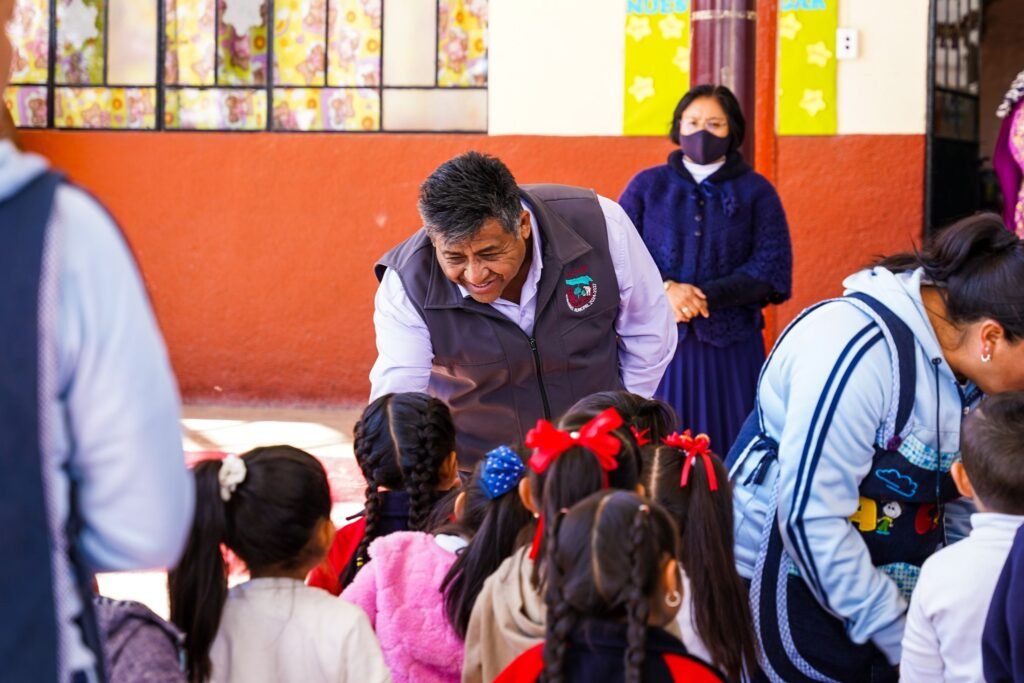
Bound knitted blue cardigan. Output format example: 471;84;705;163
619;151;793;348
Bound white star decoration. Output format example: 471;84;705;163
659;14;685;40
800;89;827;117
629;76;656;103
626;16;652;42
222;0;265;35
59;0;99;50
806;41;833;67
778;12;802;41
672;46;691;73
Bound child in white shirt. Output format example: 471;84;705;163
168;446;391;683
901;393;1024;682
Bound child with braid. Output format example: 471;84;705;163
497;490;725;682
308;392;462;595
462;408;642;683
644;432;758;681
340;446;532;683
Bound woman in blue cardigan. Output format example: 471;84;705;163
619;84;793;455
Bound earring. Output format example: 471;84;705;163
664;590;682;608
981;348;992;363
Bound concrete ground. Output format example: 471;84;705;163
96;404;367;619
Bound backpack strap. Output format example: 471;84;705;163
844;292;918;441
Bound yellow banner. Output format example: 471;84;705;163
776;0;838;135
623;0;691;136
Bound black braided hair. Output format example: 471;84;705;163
623;504;651;683
340;393;456;587
541;509;573;683
542;491;679;683
405;398;454;530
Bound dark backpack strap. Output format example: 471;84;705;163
845;292;918;438
0;171;63;683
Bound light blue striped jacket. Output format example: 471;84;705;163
730;267;979;665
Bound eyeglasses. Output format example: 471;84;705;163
680;118;727;133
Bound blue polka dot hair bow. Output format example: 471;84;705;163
480;445;525;500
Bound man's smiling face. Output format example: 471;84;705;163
433;212;531;305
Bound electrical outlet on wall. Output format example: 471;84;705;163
836;28;859;60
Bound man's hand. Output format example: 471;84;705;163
664;281;709;323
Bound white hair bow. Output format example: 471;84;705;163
219;455;247;502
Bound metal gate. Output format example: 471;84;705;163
925;0;983;233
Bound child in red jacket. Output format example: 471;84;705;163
497;490;725;683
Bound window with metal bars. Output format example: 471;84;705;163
3;0;488;132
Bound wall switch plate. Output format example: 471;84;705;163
836;28;859;60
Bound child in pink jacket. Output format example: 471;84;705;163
341;447;531;683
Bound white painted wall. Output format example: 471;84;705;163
836;0;930;135
488;0;627;135
488;0;929;136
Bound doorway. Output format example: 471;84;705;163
925;0;1024;232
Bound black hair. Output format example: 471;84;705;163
874;213;1024;341
340;392;457;586
418;151;523;244
960;393;1024;515
668;84;746;152
529;411;642;588
542;490;679;683
643;445;758;681
568;391;679;470
168;446;331;683
441;450;534;638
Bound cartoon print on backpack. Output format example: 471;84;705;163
876;501;902;536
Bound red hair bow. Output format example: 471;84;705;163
630;425;652;447
664;430;718;491
525;408;623;485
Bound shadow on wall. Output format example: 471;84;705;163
19;130;923;404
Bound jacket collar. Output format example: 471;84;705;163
570;618;690;657
667;149;752;185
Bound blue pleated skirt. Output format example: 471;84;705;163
655;330;765;458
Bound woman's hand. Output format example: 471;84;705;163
664;281;709;323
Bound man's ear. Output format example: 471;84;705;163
519;211;532;240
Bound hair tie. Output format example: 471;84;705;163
630;425;652;447
218;454;247;502
664;430;718;491
479;446;525;500
525;408;623;487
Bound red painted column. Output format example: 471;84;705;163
690;0;758;159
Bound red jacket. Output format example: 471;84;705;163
495;620;725;683
307;517;365;596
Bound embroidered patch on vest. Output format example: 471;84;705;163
564;267;597;313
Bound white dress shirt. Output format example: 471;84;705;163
369;195;676;400
901;512;1024;683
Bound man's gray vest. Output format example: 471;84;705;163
375;185;624;464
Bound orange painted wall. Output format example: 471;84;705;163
19;131;924;404
773;134;926;325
